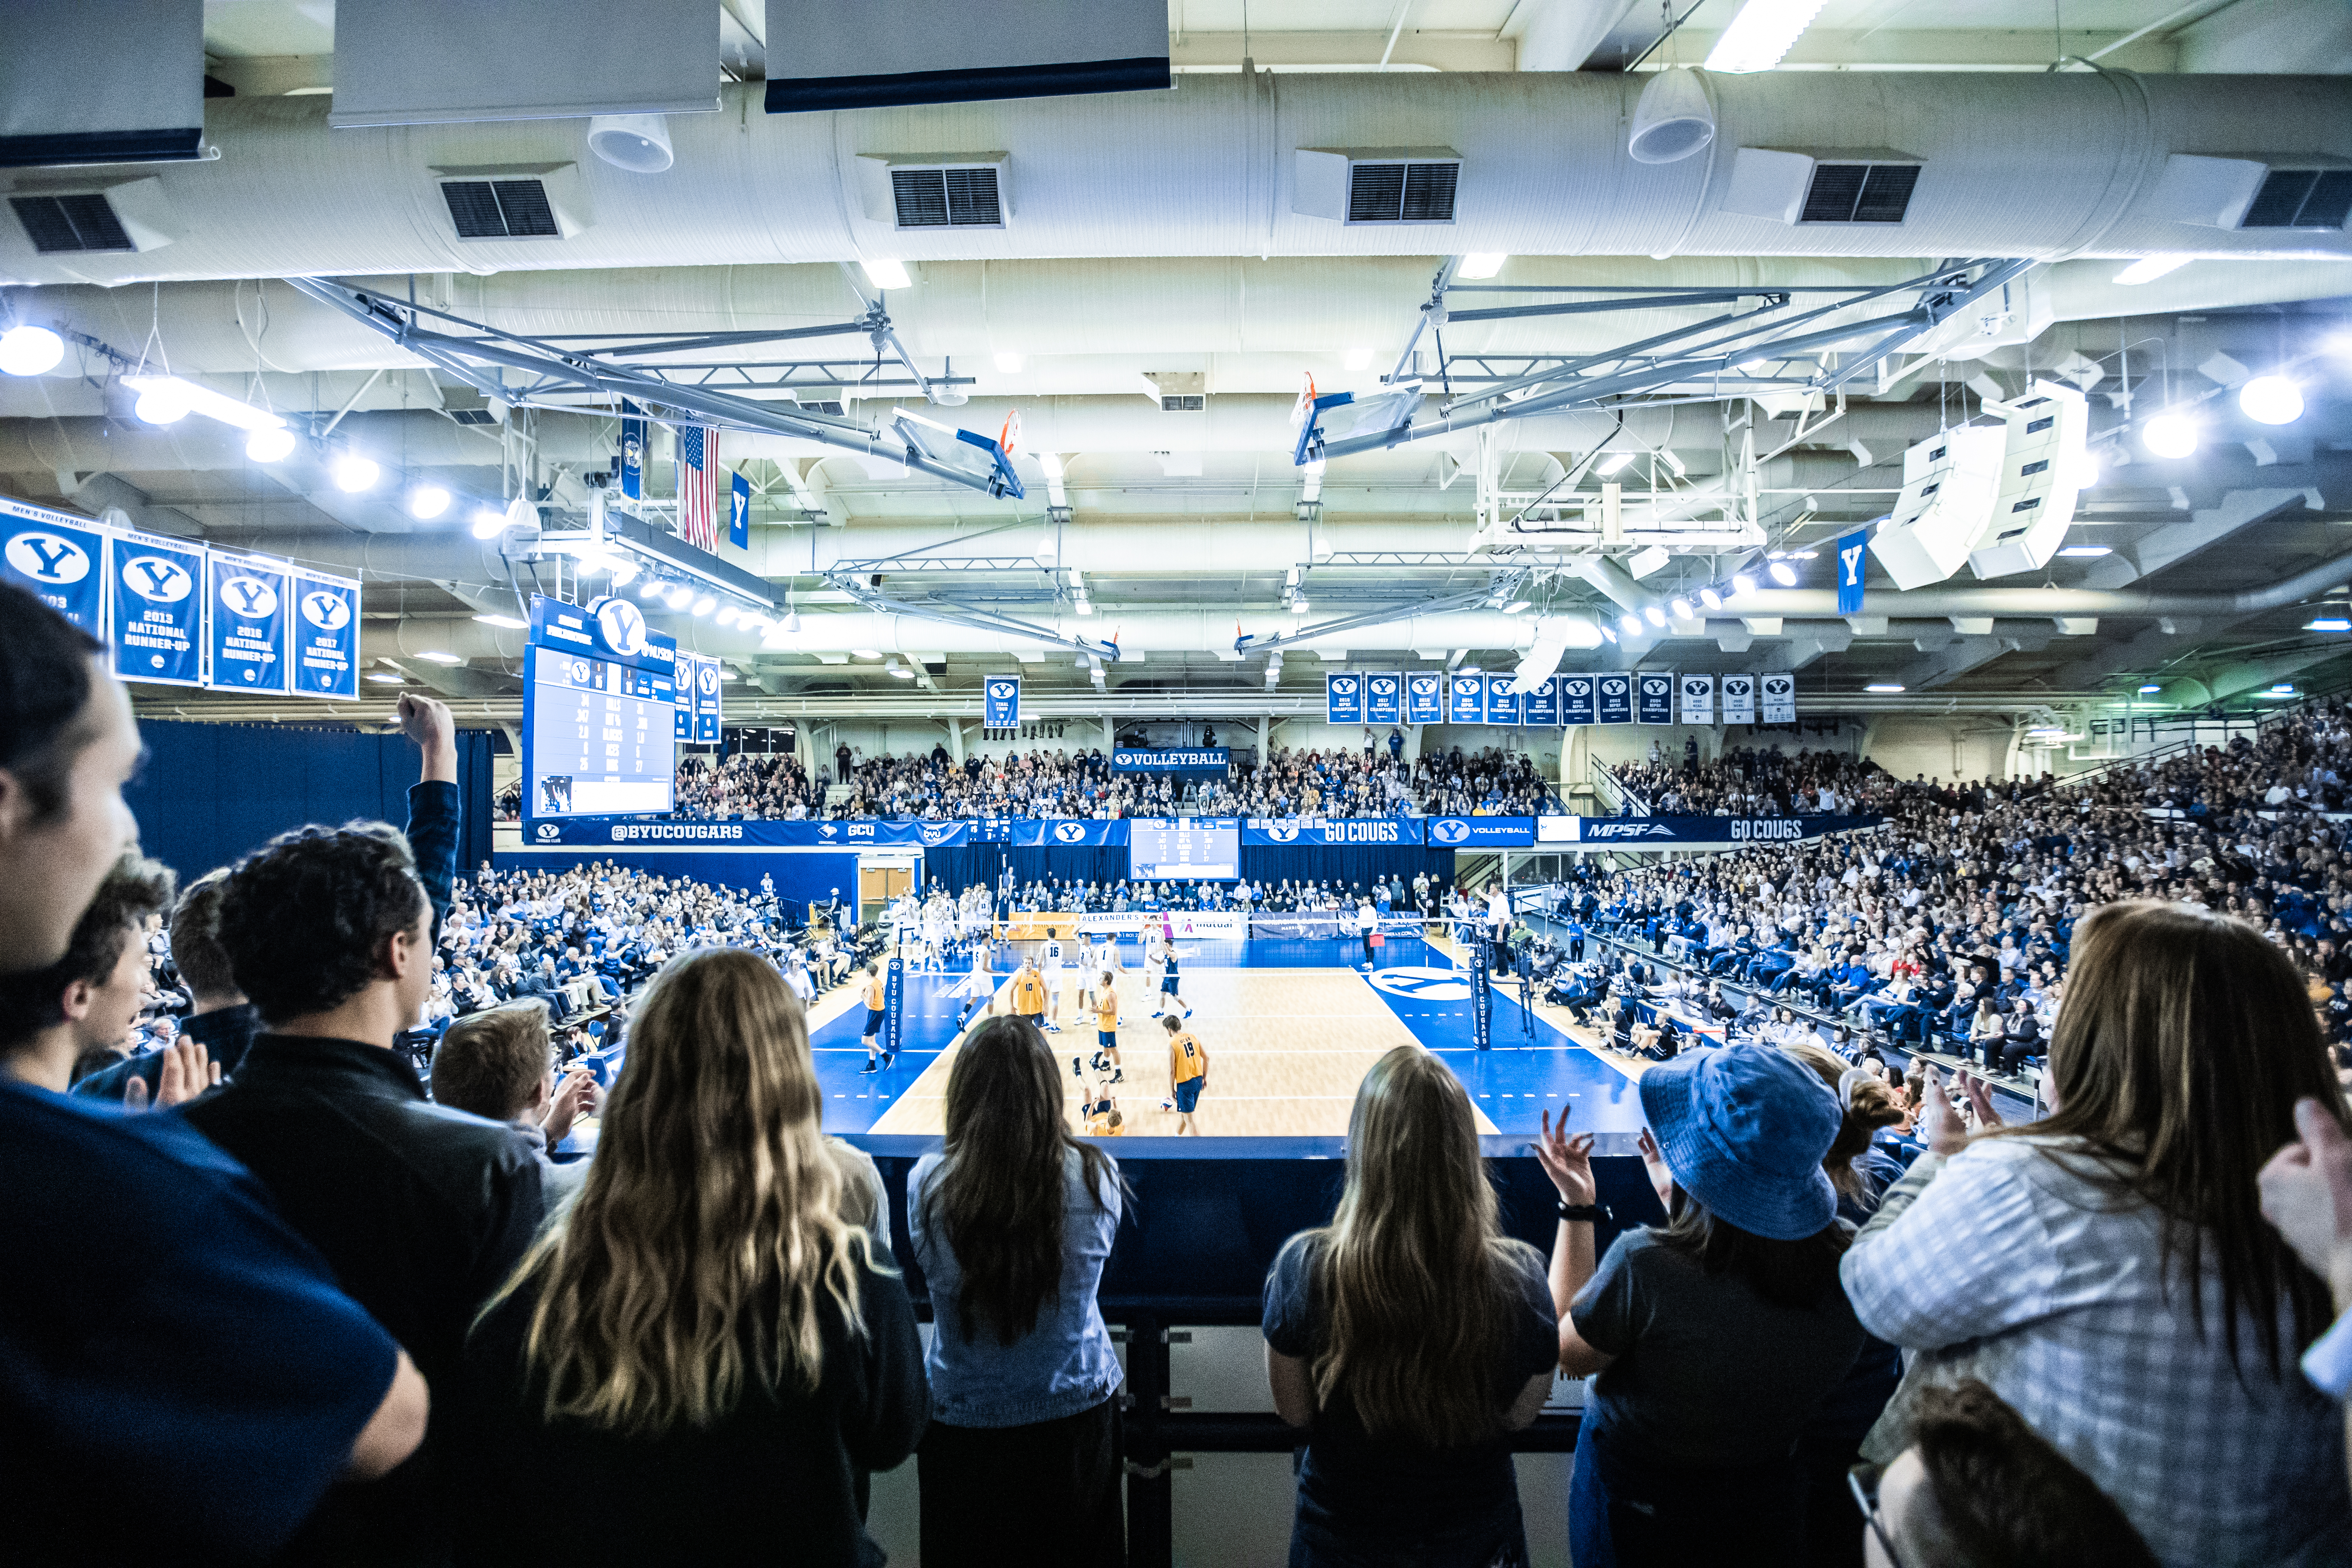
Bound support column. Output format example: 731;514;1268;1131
1103;716;1116;754
946;717;964;765
1257;714;1271;767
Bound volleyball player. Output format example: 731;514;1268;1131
1160;1013;1208;1135
1009;955;1047;1032
859;962;891;1073
1093;971;1123;1083
1141;935;1166;1014
1156;940;1190;1020
1041;933;1069;1032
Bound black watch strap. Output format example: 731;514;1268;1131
1556;1201;1607;1223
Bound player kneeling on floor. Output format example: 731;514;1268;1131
1161;1014;1208;1136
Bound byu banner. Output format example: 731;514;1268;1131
1541;813;1882;847
1636;671;1675;725
1561;674;1596;726
1761;672;1798;725
1596;673;1632;725
206;553;290;694
1424;815;1537;848
1447;672;1485;724
1721;674;1757;726
1245;817;1417;847
1837;528;1868;615
1405;671;1443;725
984;675;1020;729
619;401;645;499
290;570;361;698
693;654;723;743
0;497;106;636
1483;674;1522;725
1679;674;1715;724
109;530;205;687
729;471;751;550
1113;749;1228;772
1365;671;1403;726
1521;675;1560;726
1325;671;1364;725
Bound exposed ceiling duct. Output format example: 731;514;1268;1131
5;73;2349;287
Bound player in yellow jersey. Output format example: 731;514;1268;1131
1082;1070;1124;1136
1092;972;1123;1083
1160;1013;1208;1135
1009;956;1048;1028
859;962;891;1073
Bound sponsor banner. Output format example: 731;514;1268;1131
1325;671;1365;726
1837;528;1868;615
1001;910;1247;940
1521;675;1559;727
1761;671;1797;726
1447;671;1485;724
1483;674;1522;725
1561;674;1596;726
1405;671;1443;725
206;552;290;694
1;497;106;635
1679;673;1715;725
290;570;361;698
1244;817;1415;847
983;674;1020;729
1636;671;1675;725
1365;671;1403;726
1112;748;1228;773
1721;673;1757;726
108;530;205;687
1596;673;1632;725
1423;815;1536;848
1548;813;1881;846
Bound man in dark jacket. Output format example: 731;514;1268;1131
74;866;262;1102
186;694;538;1568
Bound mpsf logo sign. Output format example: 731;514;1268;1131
1587;822;1673;839
120;554;192;603
5;530;89;584
1430;818;1472;845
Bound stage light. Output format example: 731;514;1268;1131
470;506;506;539
406;484;450;520
1705;0;1829;72
2142;412;2198;459
1699;586;1723;611
1768;560;1798;586
2113;256;2190;286
637;575;666;598
604;557;638;586
861;259;912;290
1865;683;1905;693
1457;254;1507;279
665;585;694;610
2138;683;2162;693
331;454;380;491
244;426;295;462
0;324;64;376
690;594;717;617
1599;625;1618;643
2056;545;2111;557
2240;374;2303;426
473;613;530;629
1620;612;1643;635
1643;604;1666;627
1733;572;1757;596
134;383;190;424
1669;597;1692;620
994;351;1024;373
587;113;674;173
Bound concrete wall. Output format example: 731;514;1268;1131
1859;718;2014;786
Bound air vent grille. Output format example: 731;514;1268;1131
1347;160;1458;224
1799;162;1919;224
440;178;560;240
1161;394;1206;412
890;166;1003;228
2241;169;2352;230
10;193;132;254
797;399;845;416
447;408;499;426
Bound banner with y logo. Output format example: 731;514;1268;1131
207;552;291;694
109;530;206;687
1837;528;1869;616
0;496;106;636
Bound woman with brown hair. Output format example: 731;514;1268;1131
1843;900;2352;1565
1263;1046;1559;1567
457;947;926;1566
910;1015;1125;1566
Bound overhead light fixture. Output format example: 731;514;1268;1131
472;612;529;629
2056;545;2112;557
783;610;801;634
1075;597;1096;616
851;648;882;659
994;351;1024;373
1704;0;1830;72
416;650;462;665
1732;572;1757;596
245;426;296;462
1343;346;1374;371
1599;625;1618;644
1627;66;1716;165
637;576;666;599
364;671;405;684
2307;618;2352;633
1503;600;1531;614
124;373;286;432
2240;374;2303;426
586;113;674;173
604;557;639;587
2113;256;2191;286
715;606;739;627
1768;560;1798;586
0;324;65;377
1457;253;1507;280
2268;683;2298;696
2138;683;2162;693
861;259;912;290
665;585;695;611
887;662;914;679
690;594;717;617
2142;412;2199;459
132;382;190;425
1620;611;1643;635
331;454;380;492
1293;598;1310;614
1643;604;1666;627
2075;453;2102;488
1037;452;1064;480
1595;451;1635;476
1699;586;1723;611
1669;597;1693;620
406;484;450;521
1865;683;1905;693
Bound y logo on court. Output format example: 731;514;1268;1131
1366;968;1474;1001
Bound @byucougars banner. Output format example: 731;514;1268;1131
1;497;106;636
1405;671;1443;725
984;675;1020;729
524;817;1146;849
1325;671;1364;725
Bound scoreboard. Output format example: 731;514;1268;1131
1129;818;1241;881
525;643;677;817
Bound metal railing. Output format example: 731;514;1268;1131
1587;758;1649;815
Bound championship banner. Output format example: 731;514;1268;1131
1326;671;1364;725
1637;671;1675;725
1448;671;1485;724
1561;674;1596;726
693;653;723;743
728;471;752;550
1424;815;1537;848
1596;673;1632;724
1761;672;1798;725
1837;528;1868;616
1483;673;1522;725
1244;817;1416;846
1679;673;1715;724
108;530;205;687
205;551;290;694
674;652;696;741
1539;812;1882;847
1365;671;1403;726
1521;675;1560;726
290;569;360;698
1405;671;1443;725
984;674;1020;729
619;400;645;499
0;496;106;636
1721;673;1757;726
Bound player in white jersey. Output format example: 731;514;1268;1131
1041;935;1069;1031
1142;936;1168;1015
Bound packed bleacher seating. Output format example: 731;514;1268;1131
1609;741;1908;815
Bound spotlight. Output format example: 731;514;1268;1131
861;259;912;290
1599;625;1618;644
605;558;638;587
2142;413;2199;459
690;594;717;617
586;113;673;174
1643;605;1666;627
1865;683;1905;693
2138;683;2162;693
0;324;64;377
851;649;882;660
472;613;530;629
246;426;297;462
666;585;694;610
2113;256;2190;286
470;506;506;539
2055;545;2111;558
416;650;462;665
637;576;665;598
134;383;190;425
1620;612;1643;635
1457;254;1507;280
715;606;739;627
331;454;380;492
2307;618;2352;633
1768;560;1798;586
1732;572;1757;596
406;484;450;521
1699;586;1723;611
2240;375;2303;426
1669;597;1692;621
888;663;914;679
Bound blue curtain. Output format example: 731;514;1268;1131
922;844;1130;891
126;720;495;882
1240;845;1455;890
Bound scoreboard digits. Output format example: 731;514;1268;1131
1129;818;1240;881
527;644;677;816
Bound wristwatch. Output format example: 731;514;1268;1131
1556;1201;1609;1224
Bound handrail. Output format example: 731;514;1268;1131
1588;758;1650;815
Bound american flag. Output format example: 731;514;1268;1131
677;424;720;551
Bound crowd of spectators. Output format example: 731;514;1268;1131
1610;740;1905;817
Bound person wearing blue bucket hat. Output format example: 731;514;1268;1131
1535;1045;1868;1568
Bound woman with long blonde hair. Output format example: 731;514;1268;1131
457;947;925;1566
1262;1046;1558;1567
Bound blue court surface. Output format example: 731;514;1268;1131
813;933;1647;1147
